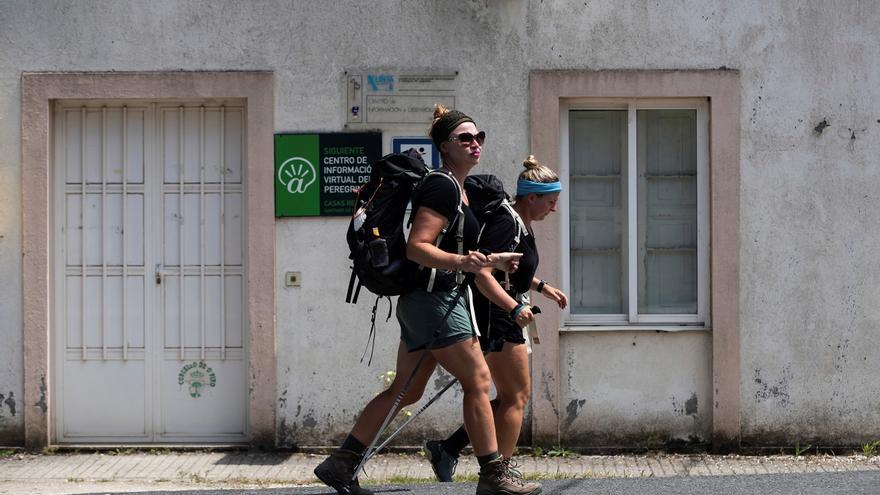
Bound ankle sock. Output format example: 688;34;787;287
442;398;501;458
476;451;501;468
341;434;367;455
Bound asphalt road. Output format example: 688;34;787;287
78;470;880;495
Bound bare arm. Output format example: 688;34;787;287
474;268;519;313
531;277;568;309
406;206;487;272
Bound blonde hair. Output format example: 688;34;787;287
518;155;559;186
431;103;450;125
428;104;450;139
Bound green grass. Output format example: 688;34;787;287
547;446;577;458
862;440;880;457
0;449;16;457
108;447;137;455
793;442;812;456
528;445;577;458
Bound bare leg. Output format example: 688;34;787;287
350;340;437;444
431;337;498;456
486;343;530;457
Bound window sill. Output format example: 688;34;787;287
560;324;711;333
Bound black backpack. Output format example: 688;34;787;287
345;150;463;364
346;149;429;304
464;174;528;338
464;174;526;253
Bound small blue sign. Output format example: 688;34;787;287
392;137;440;169
367;74;394;92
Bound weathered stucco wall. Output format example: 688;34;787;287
0;2;24;446
1;0;879;448
731;2;880;446
559;332;713;448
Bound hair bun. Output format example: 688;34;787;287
522;154;540;170
432;104;449;123
516;154;559;189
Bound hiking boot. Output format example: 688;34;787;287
501;458;532;484
423;439;459;482
313;449;373;495
476;458;542;495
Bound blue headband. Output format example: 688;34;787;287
517;179;562;196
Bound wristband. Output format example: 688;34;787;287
536;279;546;293
509;303;526;320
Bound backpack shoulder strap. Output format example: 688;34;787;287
500;200;527;251
421;170;465;291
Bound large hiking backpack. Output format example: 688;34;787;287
464;174;527;253
463;174;528;341
345;151;464;364
346;149;429;304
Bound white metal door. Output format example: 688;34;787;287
54;101;247;443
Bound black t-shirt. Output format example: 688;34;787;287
472;209;539;337
407;172;480;292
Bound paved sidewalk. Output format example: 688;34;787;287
1;451;880;494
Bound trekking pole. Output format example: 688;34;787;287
362;376;460;462
353;282;469;480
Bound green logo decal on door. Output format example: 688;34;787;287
178;361;218;398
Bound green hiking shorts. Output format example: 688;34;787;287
397;288;476;352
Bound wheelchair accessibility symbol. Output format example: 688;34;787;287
278;156;317;194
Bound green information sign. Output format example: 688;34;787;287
274;133;381;216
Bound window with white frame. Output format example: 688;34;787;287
563;100;710;327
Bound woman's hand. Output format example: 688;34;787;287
458;250;490;273
486;252;522;273
541;283;568;310
513;305;536;328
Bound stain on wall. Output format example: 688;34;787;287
684;394;698;416
753;367;791;407
0;392;16;417
672;393;699;417
813;118;830;134
565;399;586;428
34;377;47;413
0;391;22;445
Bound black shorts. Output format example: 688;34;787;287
478;320;526;353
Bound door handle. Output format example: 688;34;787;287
154;264;178;285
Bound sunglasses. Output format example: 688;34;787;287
448;130;486;146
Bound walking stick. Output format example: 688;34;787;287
364;376;460;461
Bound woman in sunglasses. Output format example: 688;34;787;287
423;155;568;484
315;105;540;495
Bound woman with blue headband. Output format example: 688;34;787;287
424;155;568;484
